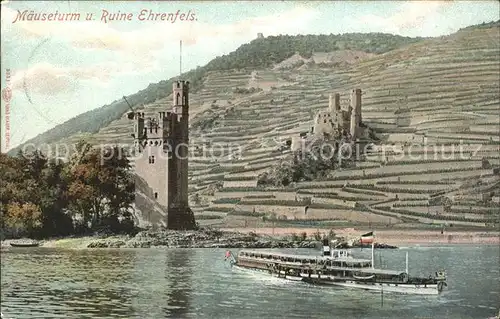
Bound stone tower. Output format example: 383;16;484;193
328;93;341;113
131;80;196;230
168;80;194;229
350;88;362;138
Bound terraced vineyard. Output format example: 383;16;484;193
32;24;500;229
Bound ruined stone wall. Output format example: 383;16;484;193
312;90;362;139
313;110;343;137
291;135;304;152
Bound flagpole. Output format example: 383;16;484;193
405;251;409;274
371;241;375;269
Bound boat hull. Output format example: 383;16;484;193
232;265;303;281
233;264;440;295
10;243;39;248
305;278;440;295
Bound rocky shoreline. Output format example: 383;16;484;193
86;229;320;249
2;228;398;249
74;229;398;249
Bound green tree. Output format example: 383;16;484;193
38;158;73;236
67;143;134;232
98;146;135;232
5;202;43;238
1;143;136;238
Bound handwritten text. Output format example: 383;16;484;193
11;9;197;23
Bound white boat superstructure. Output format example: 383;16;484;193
226;239;447;295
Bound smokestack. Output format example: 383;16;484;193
406;251;409;274
322;238;330;256
371;241;375;269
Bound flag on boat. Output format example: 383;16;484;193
360;231;374;244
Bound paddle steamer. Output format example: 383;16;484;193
225;239;447;295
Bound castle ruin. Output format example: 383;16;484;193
131;80;196;230
292;88;363;151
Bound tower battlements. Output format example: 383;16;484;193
134;113;170;144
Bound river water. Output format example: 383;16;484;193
1;244;499;319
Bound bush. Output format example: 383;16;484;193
258;138;355;187
205;207;234;212
229;210;266;217
239;199;307;206
233;87;263;94
212;198;241;204
300;231;307;241
328;229;336;240
313;231;322;241
195;215;223;220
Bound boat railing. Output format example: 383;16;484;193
330;249;353;259
239;252;370;264
239;256;386;273
239;255;318;266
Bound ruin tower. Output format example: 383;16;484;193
328;94;334;112
329;93;340;113
349;88;362;138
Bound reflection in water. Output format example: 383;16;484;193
1;248;136;319
164;250;192;318
128;249;194;318
1;246;499;319
60;250;136;318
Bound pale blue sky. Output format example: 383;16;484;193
1;0;499;150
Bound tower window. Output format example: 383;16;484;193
149;156;155;164
154;192;158;199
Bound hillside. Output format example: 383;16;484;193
9;33;422;155
11;22;500;230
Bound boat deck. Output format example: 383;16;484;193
238;250;372;264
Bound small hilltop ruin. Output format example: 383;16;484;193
291;88;364;151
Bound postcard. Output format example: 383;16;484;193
1;1;499;318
